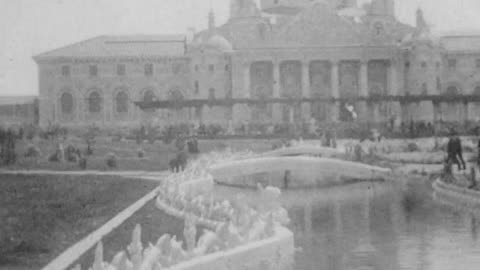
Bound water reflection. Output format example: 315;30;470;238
286;179;480;270
213;178;480;270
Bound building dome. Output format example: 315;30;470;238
206;35;234;52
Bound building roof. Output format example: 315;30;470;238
34;35;187;61
441;35;480;52
274;1;369;47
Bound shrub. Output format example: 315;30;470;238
48;153;59;163
79;157;87;170
106;153;117;169
65;144;80;163
83;125;100;156
406;142;420;152
24;145;41;158
137;149;145;158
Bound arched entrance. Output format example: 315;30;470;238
442;85;462;122
60;92;75;121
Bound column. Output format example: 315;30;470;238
433;102;440;124
302;60;311;121
389;60;401;125
243;62;251;99
360;61;369;97
358;60;369;122
102;91;108;126
330;61;340;122
273;60;282;123
198;105;204;124
462;101;469;125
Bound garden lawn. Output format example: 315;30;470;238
0;174;158;270
7;138;278;172
73;200;206;270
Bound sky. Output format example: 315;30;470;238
1;0;480;96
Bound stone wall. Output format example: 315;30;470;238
167;227;294;270
37;58;192;128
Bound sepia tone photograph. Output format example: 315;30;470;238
2;0;480;269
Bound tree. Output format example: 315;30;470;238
83;125;100;156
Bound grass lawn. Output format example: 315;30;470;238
0;174;158;270
73;200;205;270
7;138;279;172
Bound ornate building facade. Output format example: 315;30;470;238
34;0;480;128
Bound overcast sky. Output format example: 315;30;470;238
1;0;480;96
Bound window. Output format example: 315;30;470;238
88;91;102;113
405;61;410;69
143;90;156;102
421;61;427;68
115;91;128;113
208;64;215;72
374;22;384;36
62;66;70;77
169;88;184;101
475;86;480;96
117;64;126;76
89;65;98;77
194;65;199;72
172;63;182;74
194;81;200;94
144;64;153;76
448;59;457;69
225;64;230;71
208;88;216;100
446;86;459;96
476;59;480;68
60;92;73;114
422;83;428;94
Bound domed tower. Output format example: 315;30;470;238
259;0;312;15
230;0;260;19
402;7;442;122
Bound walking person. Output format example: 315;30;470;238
477;137;480;169
447;131;466;171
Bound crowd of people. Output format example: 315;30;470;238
0;127;18;166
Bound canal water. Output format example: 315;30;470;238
214;177;480;270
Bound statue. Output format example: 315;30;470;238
110;251;132;270
215;222;244;249
184;214;197;253
169;236;187;265
92;242;104;270
194;229;220;256
416;8;428;30
139;244;162;270
127;224;143;269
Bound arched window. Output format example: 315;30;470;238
208;88;216;100
88;91;102;113
61;92;74;114
143;89;156;102
374;22;384;36
422;83;428;95
194;81;200;94
474;86;480;96
168;87;184;101
115;91;129;113
446;86;459;96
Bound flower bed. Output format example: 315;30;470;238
73;152;294;270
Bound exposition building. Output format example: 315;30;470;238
34;0;480;128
